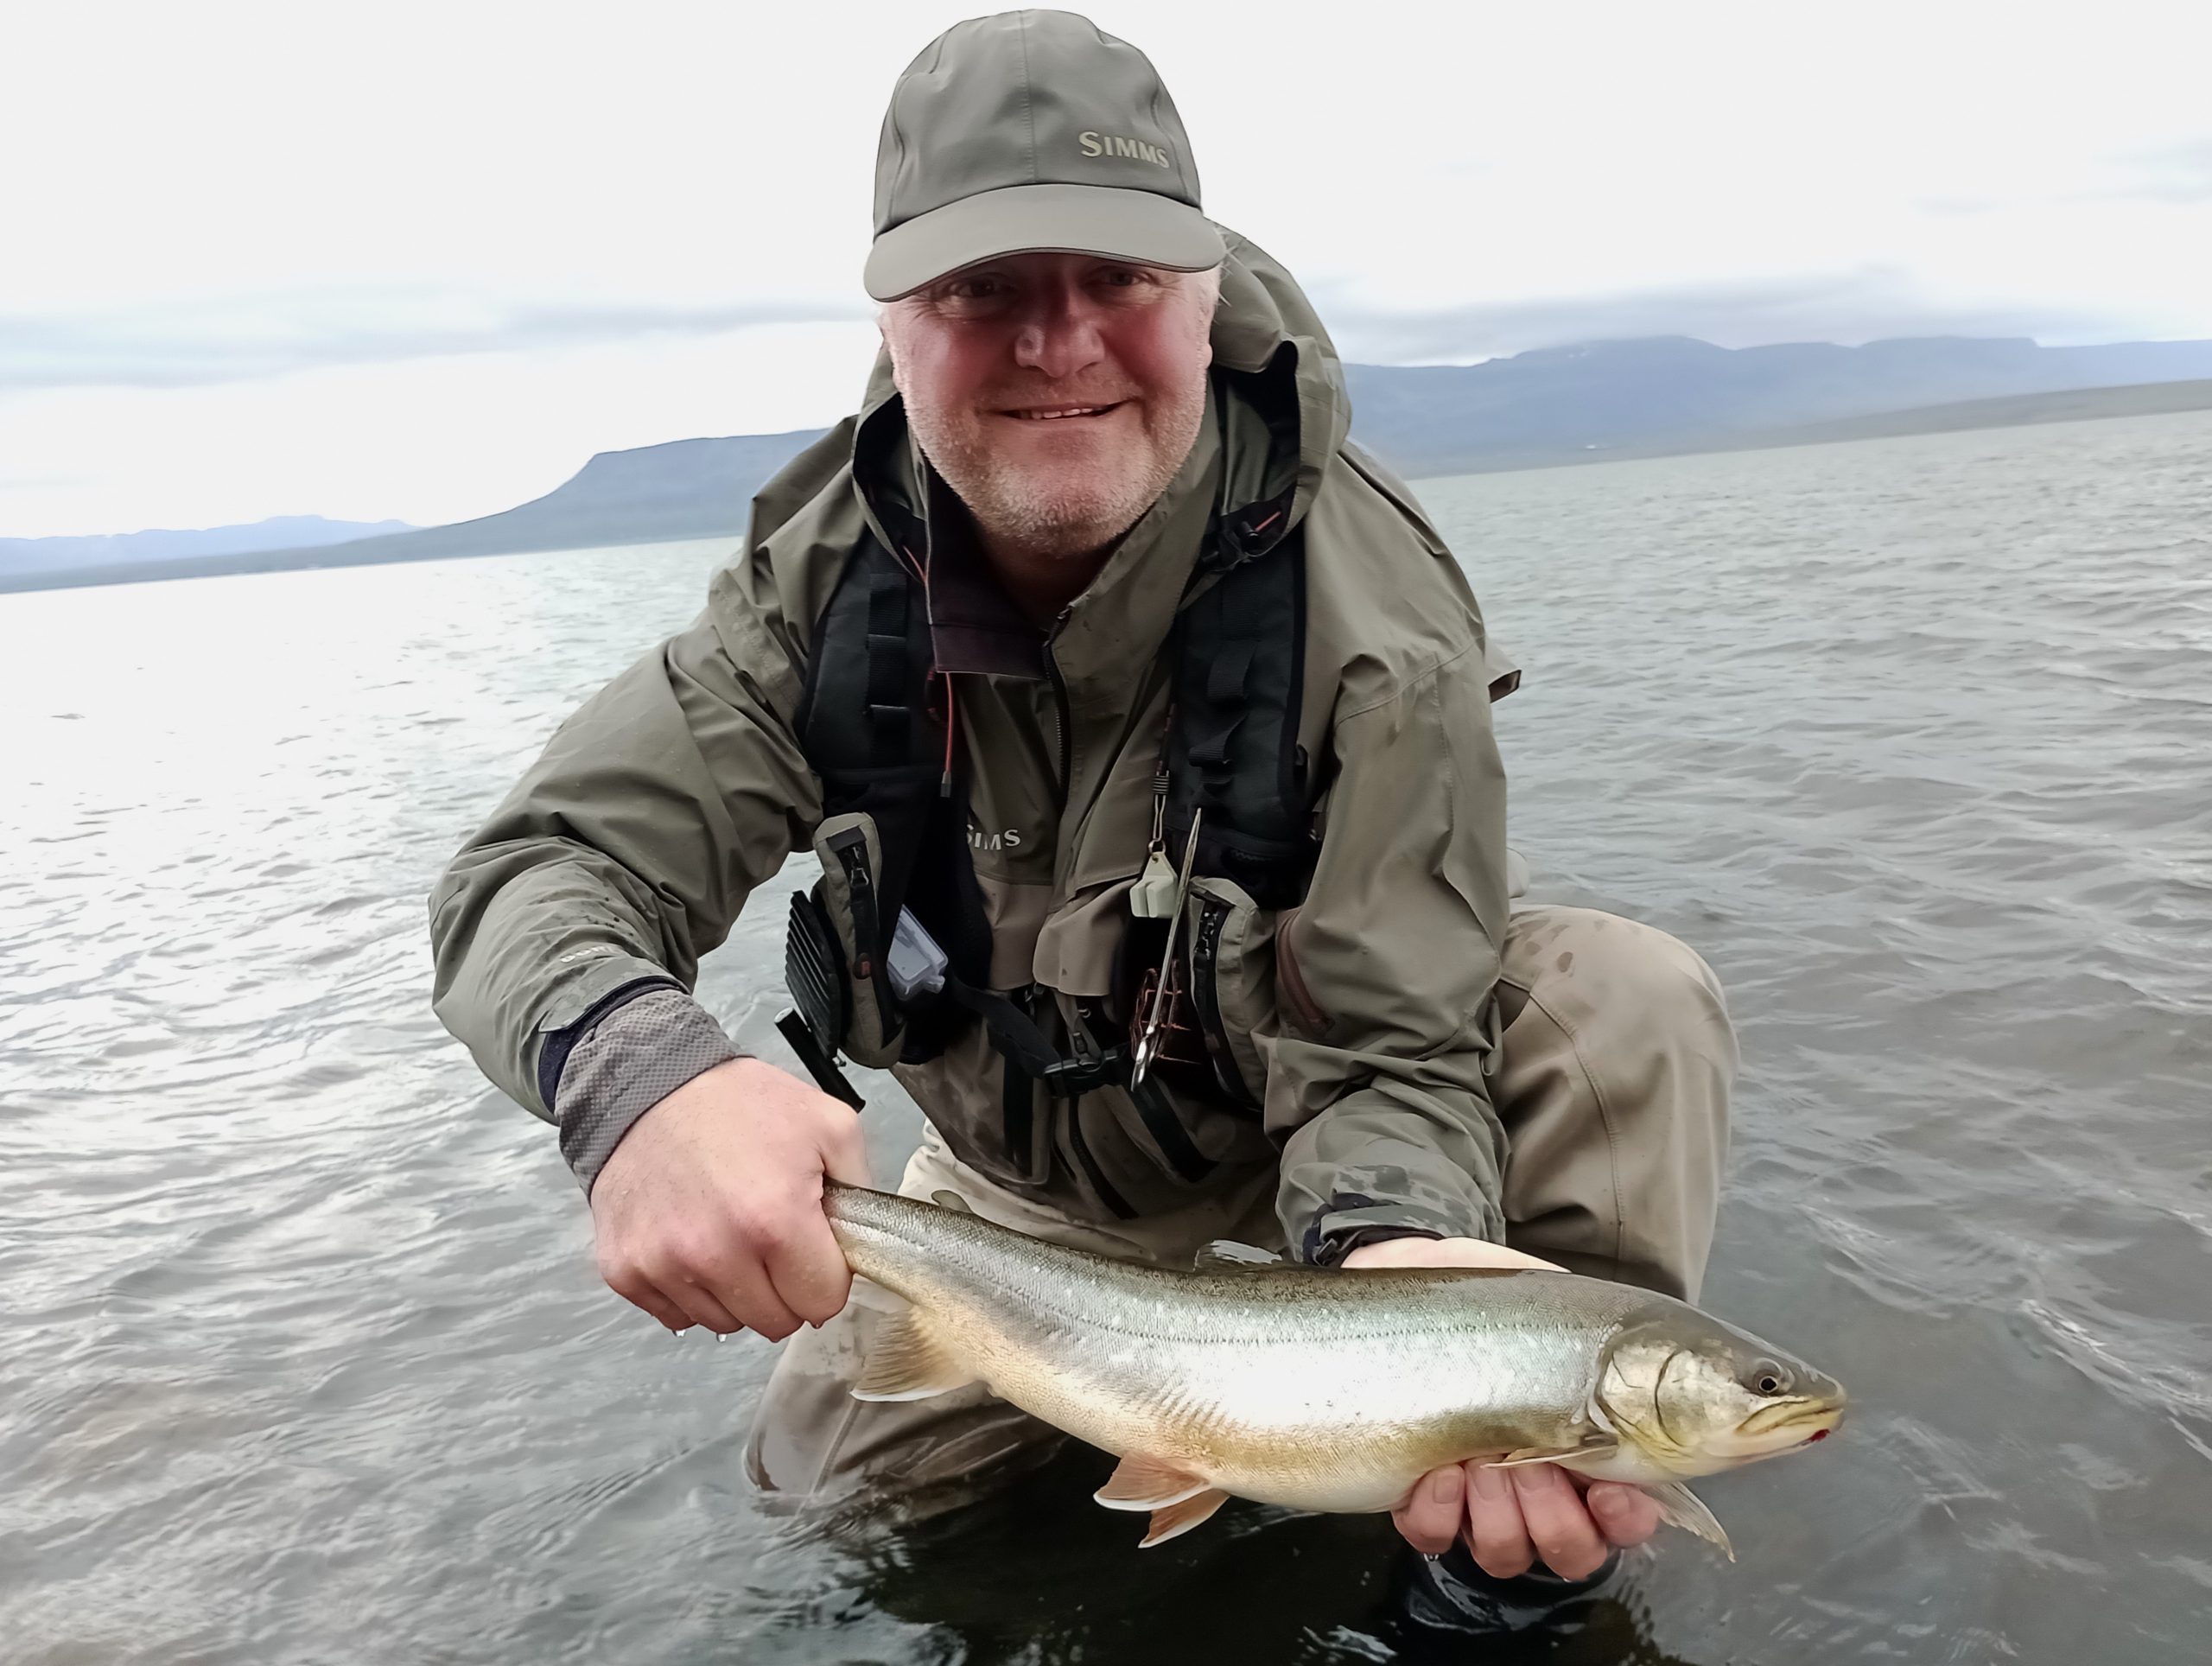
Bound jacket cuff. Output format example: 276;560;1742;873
1306;1223;1445;1269
1294;1188;1498;1266
553;988;744;1193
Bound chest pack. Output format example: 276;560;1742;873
779;506;1315;1129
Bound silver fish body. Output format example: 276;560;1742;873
823;1183;1846;1545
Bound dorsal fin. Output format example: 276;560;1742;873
930;1189;976;1215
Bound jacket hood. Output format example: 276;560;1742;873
848;226;1349;563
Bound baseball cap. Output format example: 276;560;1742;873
863;10;1226;302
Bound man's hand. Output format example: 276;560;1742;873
1344;1235;1664;1579
588;1056;870;1341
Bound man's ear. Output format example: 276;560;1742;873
877;309;906;397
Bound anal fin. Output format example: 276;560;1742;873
1644;1479;1733;1561
849;1310;977;1402
1141;1488;1229;1547
1096;1452;1214;1510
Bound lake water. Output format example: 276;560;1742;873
3;410;2209;1664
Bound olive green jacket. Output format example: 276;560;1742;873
429;229;1521;1260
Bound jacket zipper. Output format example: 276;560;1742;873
1189;900;1258;1110
1044;648;1072;796
827;828;891;1022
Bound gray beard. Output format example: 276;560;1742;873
908;378;1208;563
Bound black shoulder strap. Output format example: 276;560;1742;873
1165;518;1314;910
796;534;992;1002
796;532;930;785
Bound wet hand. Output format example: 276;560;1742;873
1391;1458;1662;1580
588;1057;870;1342
1348;1236;1665;1579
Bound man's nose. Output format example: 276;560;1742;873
1011;289;1106;381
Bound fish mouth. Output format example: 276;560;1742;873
1738;1397;1847;1446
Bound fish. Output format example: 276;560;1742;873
822;1181;1847;1554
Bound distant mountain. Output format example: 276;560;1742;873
10;334;2212;595
1590;377;2212;463
0;434;827;595
0;515;412;582
1342;334;2212;474
196;430;831;571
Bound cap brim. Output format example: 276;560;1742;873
864;182;1224;302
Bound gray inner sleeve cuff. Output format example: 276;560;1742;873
556;989;744;1193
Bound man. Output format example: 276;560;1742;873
429;8;1735;1631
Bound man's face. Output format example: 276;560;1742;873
880;251;1217;562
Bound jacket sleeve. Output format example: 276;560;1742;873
1266;641;1512;1262
427;554;822;1173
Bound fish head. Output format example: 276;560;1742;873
1594;1306;1847;1477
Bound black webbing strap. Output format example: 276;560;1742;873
958;983;1214;1182
940;976;1123;1097
863;563;911;765
1185;636;1253;798
1164;516;1313;911
1001;1044;1035;1171
941;977;1061;1077
1071;998;1217;1184
1128;1075;1217;1183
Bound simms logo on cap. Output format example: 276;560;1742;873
1078;130;1172;169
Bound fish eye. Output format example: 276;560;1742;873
1748;1359;1791;1397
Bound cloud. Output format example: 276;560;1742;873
2103;139;2212;204
0;293;874;391
1313;269;2128;365
1922;139;2212;215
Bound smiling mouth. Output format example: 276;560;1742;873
1001;402;1125;422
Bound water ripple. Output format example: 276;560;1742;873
4;414;2212;1662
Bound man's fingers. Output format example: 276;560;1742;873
760;1205;855;1328
1392;1466;1465;1555
1464;1462;1535;1579
1586;1480;1662;1547
604;1267;695;1332
690;1247;808;1340
664;1283;752;1336
1510;1465;1611;1580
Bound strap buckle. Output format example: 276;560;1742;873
1039;1028;1129;1097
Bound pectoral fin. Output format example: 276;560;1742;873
1096;1452;1215;1510
1192;1239;1287;1272
849;1310;977;1402
1485;1435;1621;1468
1644;1480;1734;1560
1141;1488;1229;1547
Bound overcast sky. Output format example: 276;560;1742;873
5;0;2210;537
